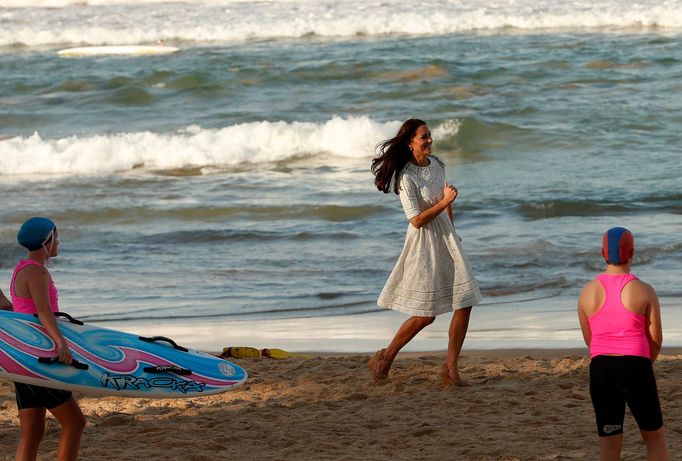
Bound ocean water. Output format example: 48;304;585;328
1;0;681;351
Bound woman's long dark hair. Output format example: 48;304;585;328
371;118;426;194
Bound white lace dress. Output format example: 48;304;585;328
377;156;482;316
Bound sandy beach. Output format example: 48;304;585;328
1;348;680;461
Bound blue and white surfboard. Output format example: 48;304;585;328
0;311;246;398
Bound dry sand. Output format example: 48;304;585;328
1;349;680;461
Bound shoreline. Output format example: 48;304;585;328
351;346;682;359
97;295;682;354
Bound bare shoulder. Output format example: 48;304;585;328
627;278;657;296
621;277;659;315
578;279;602;313
19;264;50;282
579;279;601;298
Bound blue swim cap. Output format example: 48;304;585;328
17;217;57;251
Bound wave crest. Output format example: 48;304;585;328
0;117;461;175
3;1;682;48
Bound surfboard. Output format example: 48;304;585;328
57;45;179;57
0;311;246;398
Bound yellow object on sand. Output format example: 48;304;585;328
220;347;260;358
261;348;312;359
219;347;311;359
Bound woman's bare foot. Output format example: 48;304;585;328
367;349;389;384
439;364;469;387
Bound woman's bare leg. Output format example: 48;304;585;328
16;408;46;461
49;398;86;461
444;307;472;385
374;316;435;375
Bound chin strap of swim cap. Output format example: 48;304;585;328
42;228;56;268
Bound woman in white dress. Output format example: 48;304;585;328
369;119;482;386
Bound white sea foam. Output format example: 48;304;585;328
2;0;682;48
0;117;459;175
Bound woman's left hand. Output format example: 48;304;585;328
442;183;458;205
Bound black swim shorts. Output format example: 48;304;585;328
15;382;72;410
589;355;663;437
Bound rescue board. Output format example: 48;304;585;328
0;311;246;398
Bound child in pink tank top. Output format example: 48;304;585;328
577;227;668;459
11;217;85;460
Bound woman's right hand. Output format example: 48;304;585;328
410;182;460;229
442;183;458;205
57;340;74;365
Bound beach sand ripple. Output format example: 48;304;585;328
1;350;680;460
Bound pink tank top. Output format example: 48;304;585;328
10;260;59;315
588;273;650;359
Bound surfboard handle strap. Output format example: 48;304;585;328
143;365;192;376
38;356;89;370
33;312;85;326
139;335;189;352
